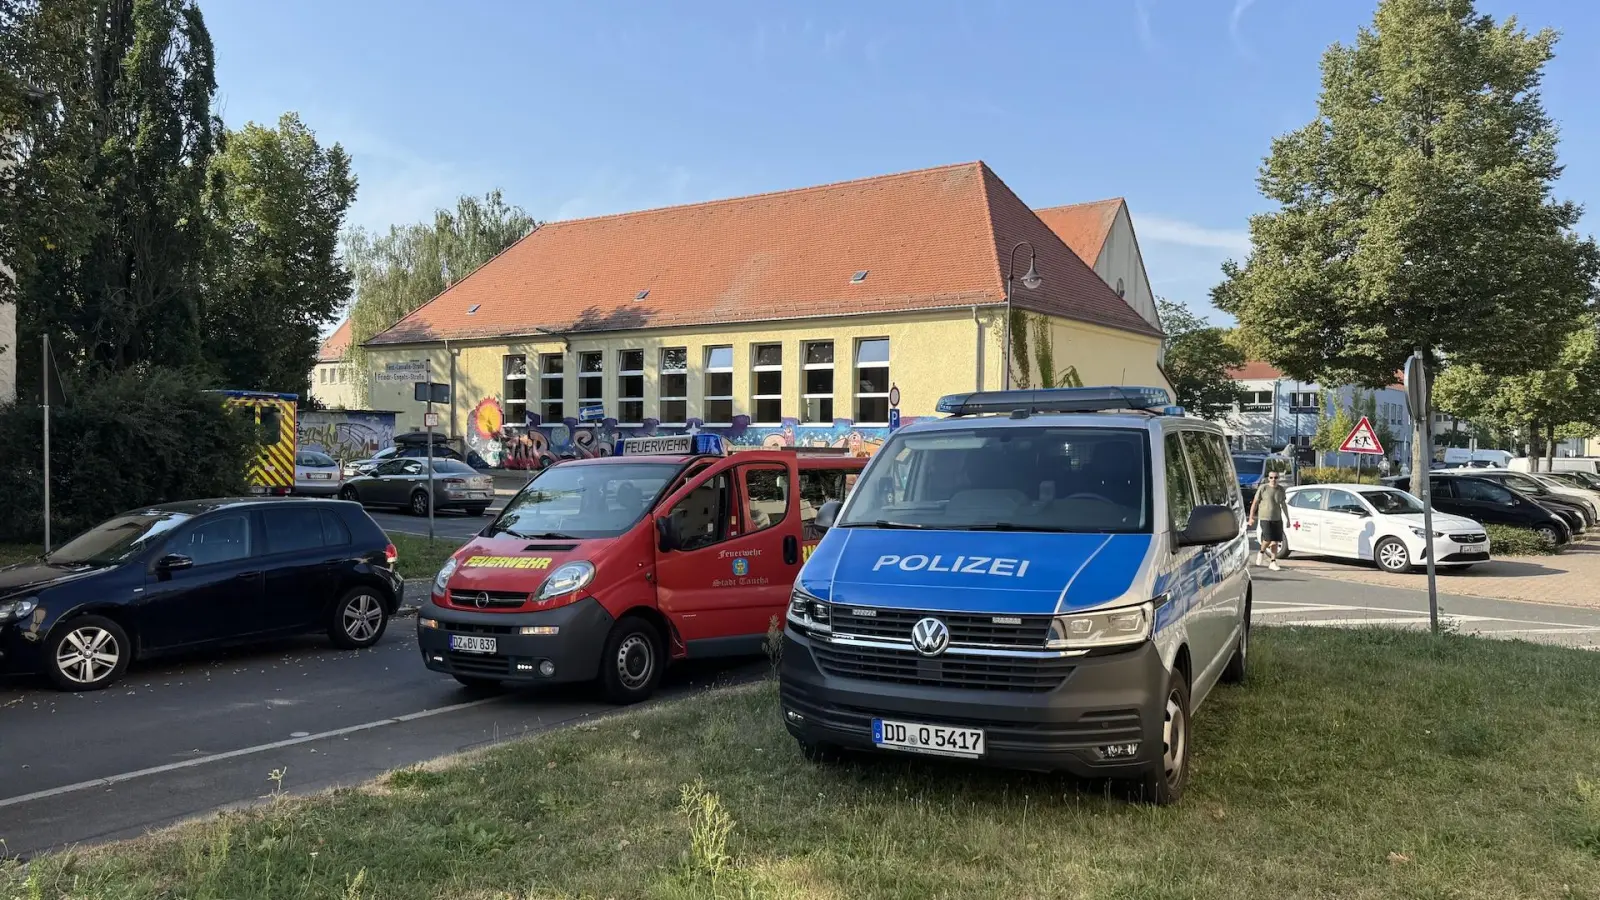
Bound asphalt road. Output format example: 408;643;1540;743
0;625;761;859
4;566;1597;859
366;507;497;542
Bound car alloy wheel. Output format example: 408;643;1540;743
56;625;120;686
340;485;359;502
410;491;430;516
343;593;384;643
1376;538;1410;573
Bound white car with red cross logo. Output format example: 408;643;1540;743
1282;483;1490;573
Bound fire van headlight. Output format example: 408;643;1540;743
1046;602;1153;650
433;557;459;595
537;561;596;600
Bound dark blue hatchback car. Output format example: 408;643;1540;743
0;498;403;691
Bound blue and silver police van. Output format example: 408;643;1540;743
778;386;1251;804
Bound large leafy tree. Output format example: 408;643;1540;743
1156;298;1244;419
203;113;356;394
344;191;536;367
1213;0;1599;479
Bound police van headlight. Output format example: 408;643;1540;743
788;586;831;634
1046;602;1153;650
536;561;596;600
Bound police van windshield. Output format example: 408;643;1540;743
488;462;678;539
837;427;1151;533
1231;455;1265;478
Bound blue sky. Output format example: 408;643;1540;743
205;0;1600;321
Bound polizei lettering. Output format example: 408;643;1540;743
871;554;1032;577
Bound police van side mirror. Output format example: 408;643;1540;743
814;500;842;530
1177;505;1239;547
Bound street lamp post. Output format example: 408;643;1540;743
1000;241;1043;390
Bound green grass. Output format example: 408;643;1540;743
6;628;1600;899
385;532;469;581
0;544;41;567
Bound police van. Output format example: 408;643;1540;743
778;386;1250;804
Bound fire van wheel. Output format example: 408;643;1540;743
1375;537;1412;574
599;616;664;705
1129;668;1191;806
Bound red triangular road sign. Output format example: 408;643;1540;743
1338;416;1384;455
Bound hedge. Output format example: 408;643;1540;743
0;367;258;543
1485;524;1560;556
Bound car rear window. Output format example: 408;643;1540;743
431;459;477;474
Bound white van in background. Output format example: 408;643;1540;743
1510;457;1600;476
1443;448;1512;468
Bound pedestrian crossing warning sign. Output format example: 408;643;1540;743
1338;416;1385;455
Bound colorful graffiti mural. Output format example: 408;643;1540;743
484;410;915;470
297;411;397;467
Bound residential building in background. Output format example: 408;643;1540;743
1225;362;1412;467
309;319;363;409
356;162;1171;466
1035;198;1161;333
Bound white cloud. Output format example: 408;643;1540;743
1138;214;1252;254
1229;0;1259;57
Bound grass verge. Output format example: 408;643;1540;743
386;532;468;581
0;544;41;567
6;628;1600;899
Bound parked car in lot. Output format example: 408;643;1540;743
1550;470;1600;492
344;434;466;478
294;449;344;496
1384;474;1572;546
1282;484;1489;573
340;457;494;516
0;498;402;691
1443;469;1594;532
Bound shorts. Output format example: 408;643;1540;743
1259;520;1285;543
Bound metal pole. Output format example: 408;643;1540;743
41;333;51;554
1415;349;1439;634
425;360;436;543
1001;277;1013;390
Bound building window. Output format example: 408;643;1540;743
1290;392;1320;412
319;368;327;384
752;343;783;425
1240;390;1273;412
704;346;734;425
339;367;348;384
578;351;604;415
660;347;687;425
855;338;890;425
539;353;564;422
503;355;528;426
802;341;834;424
618;350;644;425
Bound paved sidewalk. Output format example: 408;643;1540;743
1272;537;1600;610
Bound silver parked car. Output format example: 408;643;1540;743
294;450;344;496
339;458;494;516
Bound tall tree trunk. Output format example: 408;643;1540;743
1547;422;1557;467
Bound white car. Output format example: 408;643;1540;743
294;449;344;496
1283;483;1490;573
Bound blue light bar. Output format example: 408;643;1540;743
614;433;727;457
935;386;1174;417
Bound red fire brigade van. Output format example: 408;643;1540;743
417;434;865;702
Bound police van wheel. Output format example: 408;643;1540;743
600;616;663;704
1221;595;1250;685
1131;669;1191;806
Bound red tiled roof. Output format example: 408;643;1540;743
1229;361;1284;381
1034;198;1123;267
367;163;1160;346
318;318;352;362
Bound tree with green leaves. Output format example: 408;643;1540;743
1433;319;1600;466
1212;0;1599;479
345;191;536;367
203;113;357;394
1156;298;1244;419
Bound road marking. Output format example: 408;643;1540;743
0;697;502;810
1272;616;1435;628
1259;600;1600;632
1470;626;1600;636
1255;605;1370;615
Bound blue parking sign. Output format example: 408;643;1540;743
889;408;901;430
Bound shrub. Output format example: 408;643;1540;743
1298;466;1382;484
1486;524;1560;556
0;367;258;543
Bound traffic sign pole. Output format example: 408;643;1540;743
1405;350;1439;635
425;361;435;543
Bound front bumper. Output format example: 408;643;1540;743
417;596;613;684
778;628;1168;777
0;622;46;675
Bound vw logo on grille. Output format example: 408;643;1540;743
911;617;950;657
474;592;490;609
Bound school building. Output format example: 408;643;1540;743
350;161;1171;466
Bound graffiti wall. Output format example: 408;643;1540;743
298;410;397;466
482;411;916;470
